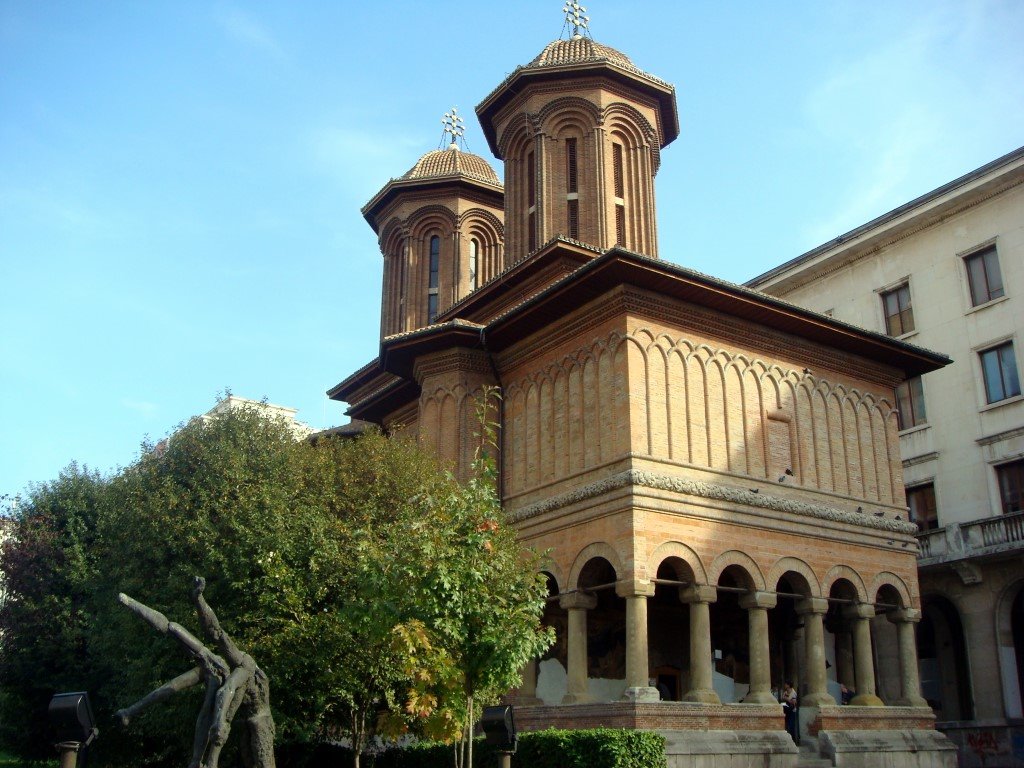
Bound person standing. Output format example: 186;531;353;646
781;681;799;745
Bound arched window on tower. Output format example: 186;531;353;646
427;234;440;323
566;137;579;239
469;238;479;291
612;142;625;246
527;150;537;252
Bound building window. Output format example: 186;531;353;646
527;150;536;252
881;283;914;336
907;484;938;531
566;138;578;193
468;238;478;290
997;460;1024;514
965;246;1004;307
567;199;579;240
896;376;927;430
615;205;626;247
980;342;1021;403
612;143;624;198
527;151;535;208
427;235;440;323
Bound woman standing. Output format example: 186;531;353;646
781;681;799;745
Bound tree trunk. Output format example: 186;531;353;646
466;694;473;768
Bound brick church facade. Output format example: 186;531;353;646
330;18;956;768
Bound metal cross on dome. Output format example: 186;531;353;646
563;1;590;38
441;107;466;147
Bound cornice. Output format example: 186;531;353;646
902;451;939;469
507;469;919;535
752;168;1024;295
412;348;493;383
495;284;902;386
976;425;1024;447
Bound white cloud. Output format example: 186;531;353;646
213;6;284;59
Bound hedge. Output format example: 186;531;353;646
277;729;666;768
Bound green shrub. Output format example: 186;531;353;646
289;729;666;768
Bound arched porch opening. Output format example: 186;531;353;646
710;565;756;702
919;594;973;720
649;556;696;700
769;573;812;698
1013;586;1024;716
825;578;861;701
576;557;626;701
872;584;904;704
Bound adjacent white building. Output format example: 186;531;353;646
749;146;1024;767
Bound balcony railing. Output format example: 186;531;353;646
915;510;1024;565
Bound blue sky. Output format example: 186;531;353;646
2;0;1023;500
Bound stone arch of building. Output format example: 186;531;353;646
407;205;458;239
768;557;820;597
496;113;535;160
708;550;766;592
602;101;659;172
920;592;975;721
995;577;1024;718
538;96;602;136
459;208;504;241
869;571;912;609
567;542;624;590
650;540;708;585
379;217;407;254
822;565;869;603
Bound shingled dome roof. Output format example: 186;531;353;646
402;146;500;185
528;37;635;69
524;36;671;89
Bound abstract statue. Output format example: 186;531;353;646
116;577;275;768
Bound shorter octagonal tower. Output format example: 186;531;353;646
476;22;678;261
362;132;504;338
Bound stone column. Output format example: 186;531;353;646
680;585;720;703
739;591;778;704
796;598;835;706
889;608;928;707
560;592;596;704
835;624;856;690
513;659;543;705
617;580;659;702
843;604;884;706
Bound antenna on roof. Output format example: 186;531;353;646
562;1;591;39
440;106;468;151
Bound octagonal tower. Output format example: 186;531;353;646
476;25;678;262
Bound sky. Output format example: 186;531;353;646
2;0;1023;501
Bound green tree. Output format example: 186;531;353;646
0;466;108;759
0;400;553;768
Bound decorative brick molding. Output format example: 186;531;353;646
507;469;919;535
512;701;784;733
806;705;936;734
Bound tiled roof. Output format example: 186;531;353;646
401;147;501;185
523;37;672;89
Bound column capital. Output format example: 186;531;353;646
615;579;656;598
559;591;597;611
679;584;717;604
795;597;830;616
841;602;875;621
739;591;777;611
887;607;922;625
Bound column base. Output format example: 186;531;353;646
622;686;661;703
801;692;836;707
682;688;721;704
741;691;779;705
849;692;885;706
560;692;593;705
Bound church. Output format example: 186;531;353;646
329;6;956;767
